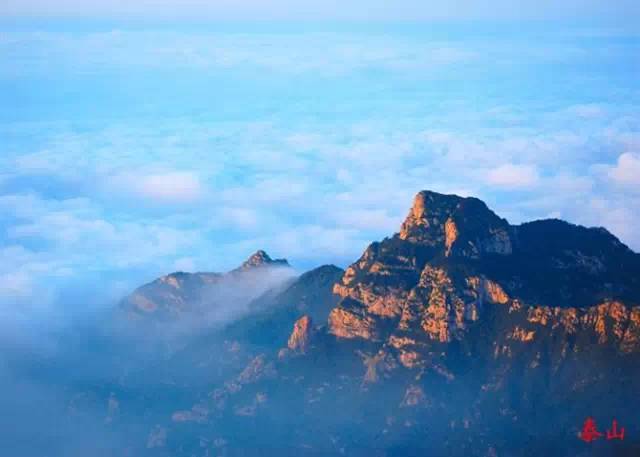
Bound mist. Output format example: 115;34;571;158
0;261;298;457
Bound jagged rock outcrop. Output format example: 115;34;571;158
400;191;513;257
235;249;290;271
286;315;313;354
328;305;380;340
502;300;640;352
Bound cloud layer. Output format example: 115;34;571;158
1;24;639;308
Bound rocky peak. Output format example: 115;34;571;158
239;250;290;270
121;250;292;320
399;190;512;258
399;191;464;244
329;189;640;345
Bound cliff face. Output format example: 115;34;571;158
329;190;640;349
286;315;313;354
399;191;513;257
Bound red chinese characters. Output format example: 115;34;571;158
579;417;625;442
580;417;603;443
606;419;625;441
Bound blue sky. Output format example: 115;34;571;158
1;1;639;22
1;14;639;311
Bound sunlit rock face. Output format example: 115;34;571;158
329;190;640;346
495;300;640;353
399;191;512;257
328;306;380;340
287;315;313;354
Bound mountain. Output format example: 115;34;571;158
127;263;344;391
235;250;290;271
139;190;639;457
120;250;293;321
328;190;640;345
44;191;640;457
224;264;344;348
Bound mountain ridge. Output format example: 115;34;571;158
120;249;294;320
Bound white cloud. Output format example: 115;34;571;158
485;164;539;188
0;245;63;306
113;171;205;203
218;207;260;231
257;225;369;265
138;172;204;202
546;173;593;194
172;257;196;272
0;29;480;78
607;152;640;188
0;271;32;298
331;208;401;232
220;177;309;204
567;103;605;119
582;197;639;246
1;193;205;286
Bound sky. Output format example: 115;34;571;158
1;1;639;23
0;7;639;312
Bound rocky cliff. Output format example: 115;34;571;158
329;190;640;347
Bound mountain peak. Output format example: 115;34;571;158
410;190;464;216
399;191;465;241
240;250;290;270
399;190;512;257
